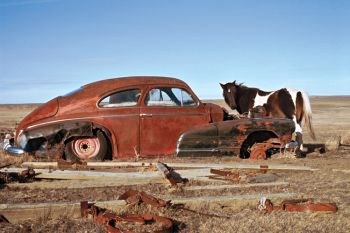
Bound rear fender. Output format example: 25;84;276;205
17;122;113;153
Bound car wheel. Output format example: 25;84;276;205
240;132;277;159
64;130;108;162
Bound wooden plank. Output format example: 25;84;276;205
167;192;296;205
184;181;289;191
1;168;160;180
1;168;211;180
0;200;126;224
332;169;350;173
3;168;226;189
0;202;82;223
0;192;295;223
7;177;166;189
21;161;318;171
167;163;318;171
21;161;156;169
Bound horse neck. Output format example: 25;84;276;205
236;86;260;114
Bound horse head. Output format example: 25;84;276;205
220;81;240;110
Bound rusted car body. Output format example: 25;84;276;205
177;118;294;158
8;76;295;161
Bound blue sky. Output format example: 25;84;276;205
0;0;349;103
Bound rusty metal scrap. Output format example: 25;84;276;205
0;168;36;184
257;197;338;213
0;214;10;224
156;162;188;186
209;168;241;182
209;168;263;183
80;201;174;233
119;190;230;219
118;190;169;208
0;163;13;170
249;138;281;160
57;159;88;170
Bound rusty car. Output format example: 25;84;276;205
4;76;295;161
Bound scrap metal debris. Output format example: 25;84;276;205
118;190;169;208
209;169;240;182
80;201;174;233
0;168;36;184
209;168;277;183
249;138;281;160
257;197;338;213
0;214;10;224
118;190;230;219
156;162;188;186
57;159;88;170
0;163;13;170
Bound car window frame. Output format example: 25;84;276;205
97;87;143;109
143;85;199;108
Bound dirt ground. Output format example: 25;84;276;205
0;97;349;233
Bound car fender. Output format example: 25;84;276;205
16;121;114;154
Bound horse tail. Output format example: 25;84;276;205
301;91;316;140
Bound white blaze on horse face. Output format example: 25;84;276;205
252;92;273;108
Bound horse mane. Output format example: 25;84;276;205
233;81;246;88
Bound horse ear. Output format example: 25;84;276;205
220;83;225;88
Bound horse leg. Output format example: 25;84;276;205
295;132;304;157
293;116;305;157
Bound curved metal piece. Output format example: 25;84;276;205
2;135;25;155
118;189;169;208
258;198;338;213
80;201;174;233
249;138;281;160
3;144;25;155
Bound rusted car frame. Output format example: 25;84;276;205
4;76;295;161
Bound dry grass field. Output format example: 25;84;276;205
0;97;349;233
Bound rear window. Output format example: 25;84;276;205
99;89;141;108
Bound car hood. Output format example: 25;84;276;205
16;97;59;131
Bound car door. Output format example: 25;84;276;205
97;88;141;157
140;85;209;156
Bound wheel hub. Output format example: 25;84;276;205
249;138;281;160
72;138;100;160
250;144;267;160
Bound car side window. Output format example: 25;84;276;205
145;87;196;107
182;90;196;106
99;89;141;108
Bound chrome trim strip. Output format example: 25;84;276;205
26;112;208;130
142;113;207;117
177;148;219;152
26;114;140;129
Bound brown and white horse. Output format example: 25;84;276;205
220;81;316;152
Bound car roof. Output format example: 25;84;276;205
83;76;189;91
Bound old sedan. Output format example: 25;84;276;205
7;76;295;161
